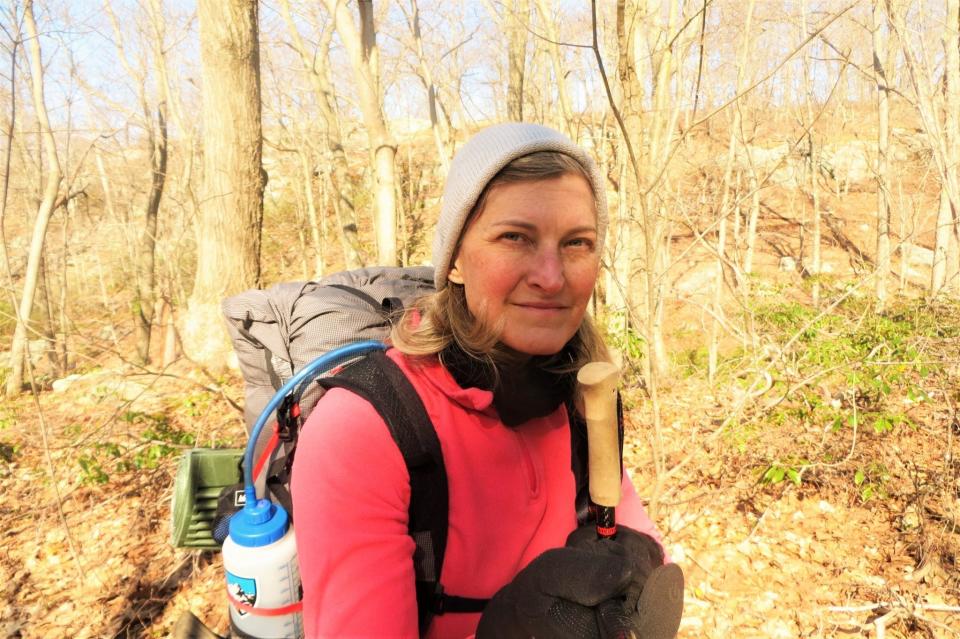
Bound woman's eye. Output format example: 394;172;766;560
500;232;526;243
566;238;595;250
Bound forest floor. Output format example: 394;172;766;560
2;281;960;639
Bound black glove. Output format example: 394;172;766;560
475;544;638;639
566;525;684;639
566;525;665;610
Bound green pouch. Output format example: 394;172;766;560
170;448;243;549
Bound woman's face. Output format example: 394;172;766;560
447;173;600;356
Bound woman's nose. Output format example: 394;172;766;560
526;248;565;293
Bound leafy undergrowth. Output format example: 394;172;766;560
1;292;959;638
622;292;960;638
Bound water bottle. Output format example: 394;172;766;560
222;498;303;638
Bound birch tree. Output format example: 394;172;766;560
613;0;690;382
603;0;694;514
6;0;62;396
181;0;264;369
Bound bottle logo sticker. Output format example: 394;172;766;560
226;572;257;616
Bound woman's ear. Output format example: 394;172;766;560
447;259;465;285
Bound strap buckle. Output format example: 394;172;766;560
276;395;300;442
431;582;446;614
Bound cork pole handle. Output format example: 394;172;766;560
577;360;621;538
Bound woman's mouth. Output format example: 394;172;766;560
512;302;568;312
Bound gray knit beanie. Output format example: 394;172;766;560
432;122;608;290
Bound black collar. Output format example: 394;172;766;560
440;343;575;427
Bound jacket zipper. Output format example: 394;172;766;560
513;431;540;497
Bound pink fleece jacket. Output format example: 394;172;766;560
291;349;664;639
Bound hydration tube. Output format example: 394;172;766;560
242;340;388;508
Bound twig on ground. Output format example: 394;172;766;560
746;483;793;541
825;601;960;637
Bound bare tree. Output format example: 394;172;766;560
0;8;20;293
891;0;960;297
104;1;169;364
943;0;960;295
323;0;398;266
800;0;823;308
709;0;756;383
533;0;574;136
279;0;364;270
6;0;62;396
873;0;892;306
180;0;264;369
398;0;453;172
506;0;529;121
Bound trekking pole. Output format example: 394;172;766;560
576;361;621;539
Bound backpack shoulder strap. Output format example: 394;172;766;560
317;350;486;633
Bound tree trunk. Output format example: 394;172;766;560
808;141;822;306
402;0;452;172
709;0;754;381
933;184;952;293
613;0;642;324
534;0;574;135
181;0;264;370
37;252;59;373
744;172;760;274
280;0;364;269
894;0;960;297
134;103;167;364
506;0;529;121
944;0;960;295
325;0;398;266
299;150;323;278
873;0;891;307
797;0;822;307
7;0;62;396
0;31;17;292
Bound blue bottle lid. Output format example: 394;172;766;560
229;499;289;547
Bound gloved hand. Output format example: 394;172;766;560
566;525;684;639
566;525;665;610
475;544;638;639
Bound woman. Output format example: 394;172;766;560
291;123;681;638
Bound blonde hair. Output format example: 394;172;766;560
391;151;610;374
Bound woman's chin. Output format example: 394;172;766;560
500;332;575;357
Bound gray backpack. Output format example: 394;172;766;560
221;265;435;433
